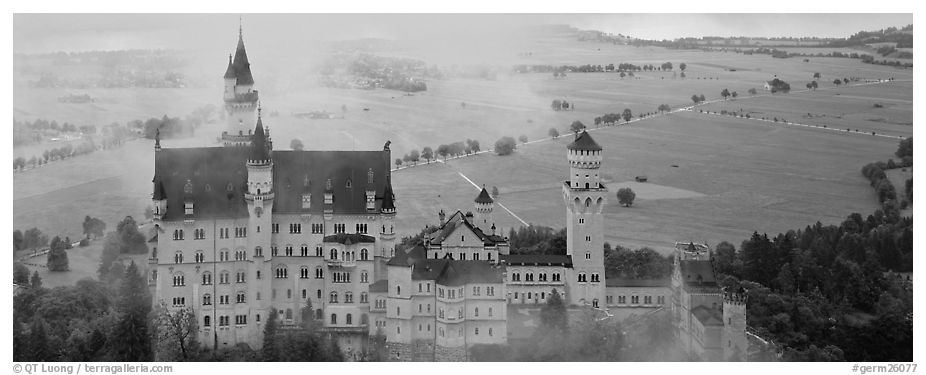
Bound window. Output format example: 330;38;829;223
315;245;323;257
361;248;369;260
397;307;401;316
254;246;263;257
256;271;261;280
275;266;288;279
171;297;186;306
202;294;212;305
194;251;204;263
201;272;212;285
345;292;353;303
553;273;561;282
219;271;229;284
330;292;338;303
585;252;591;260
194;228;205;240
271;246;278;256
618;295;626;304
300;245;309;257
234;250;246;261
631;295;640;304
300;266;309;279
312;223;324;234
473;286;480;296
644;295;652;305
289;223;302;234
488;307;493;317
593;299;599;308
487;287;494;296
396;286;401;296
174;251;183;264
331;314;337;325
236;271;246;283
235;315;248;325
591;273;600;282
330;249;338;260
361;271;369;283
474;307;479;317
219;295;229;305
236;292;246;303
607;295;613;304
346;314;353;325
272;223;279;233
489;328;493;336
285;245;293;256
512;273;520;282
317;289;322;299
579;218;585;224
315;267;324;279
474;253;480;261
361;292;368;303
204;316;211;327
658;296;665;305
475;327;479;335
287;289;292;299
173;273;185;286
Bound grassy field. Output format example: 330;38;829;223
394;110;893;253
13;33;911;281
18;240;149;289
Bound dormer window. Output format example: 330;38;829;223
184;180;193;195
324;192;333;205
185;202;194;216
345;178;352;189
302;194;311;209
367;168;374;184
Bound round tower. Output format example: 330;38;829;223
562;130;607;307
474;186;495;235
222;23;259;147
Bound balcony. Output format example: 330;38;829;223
320;324;369;334
325;259;356;268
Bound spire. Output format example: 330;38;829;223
249;106;270;163
232;20;254;86
223;54;236;79
381;175;396;213
567;130;602;151
475;186;493;204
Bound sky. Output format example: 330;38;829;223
13;13;913;55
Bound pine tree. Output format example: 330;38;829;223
111;261;151;361
47;236;70;271
30;271;42;288
262;308;279;361
27;317;53;361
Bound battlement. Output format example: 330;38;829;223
723;291;748;305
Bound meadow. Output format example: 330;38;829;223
13;33;911;282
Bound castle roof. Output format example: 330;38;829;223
387;245;426;267
567;131;602;151
680;260;719;290
323;233;376;245
152;174;167;200
369;279;388;293
248;116;270;162
475;187;494;204
500;254;573;268
605;277;670;288
152;147;391;220
436;260;504;286
231;30;254;86
381;175;396;212
691;306;724;327
428;211;506;246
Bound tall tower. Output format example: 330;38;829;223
222;22;259;147
474;186;495;235
722;290;748;361
246;109;274;346
562;131;607;307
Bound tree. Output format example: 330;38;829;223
83;216;106;239
748;88;758;95
894;137;912;158
492;186;500;200
732;91;738;99
421;147;433;163
679;63;687;71
551;99;563;111
539;288;567;333
394;158;402;168
153;303;199;361
111;261;151;361
657;104;670;113
811;81;818;90
570;120;586;133
494;136;517;156
691;94;701;104
548;128;559;138
622;109;633;123
47;236;69;272
262;309;279;361
290;139;304;151
721;88;731;100
834;79;842;86
14;229;23;251
518;135;528;144
115;216;147;254
22;227;48;251
27;317;53;361
436;144;450;161
813;72;821;79
14;263;30;284
699;94;706;102
408;149;420;165
31;270;43;288
617;187;636;207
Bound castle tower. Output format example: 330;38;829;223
474;186;495;235
222;22;259;147
722;291;748;361
244;108;274;347
562;131;607;307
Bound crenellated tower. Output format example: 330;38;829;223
563;131;607;307
722;290;748;361
222;22;259;147
474;186;495;235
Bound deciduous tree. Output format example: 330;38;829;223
617;187;636;207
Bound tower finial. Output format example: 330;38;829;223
154;128;161;150
258;101;262;118
239;15;243;38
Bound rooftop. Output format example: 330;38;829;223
567;131;602;152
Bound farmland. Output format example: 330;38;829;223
14;30;912;280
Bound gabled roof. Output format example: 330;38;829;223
475;187;493;204
567;131;602;151
153;147;391;220
386;245;427;267
323;233;376;245
605;277;669;288
691;306;724;327
428;210;505;246
500;254;573;267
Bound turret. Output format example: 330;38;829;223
566;131;603;190
223;54;236;100
563;130;607;307
222;22;258;146
152;173;167;221
722;290;748;361
474;186;494;235
247;108;271;166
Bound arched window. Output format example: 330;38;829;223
331;313;337;325
475;307;479;317
202;272;212;285
315;267;324;279
346;313;353;325
300;266;309;279
396;286;401;296
585;197;592;207
174;251;183;264
204;315;211;327
330;249;338;260
361;271;369;283
361;248;369;260
219;271;230;284
345;291;353;303
202;294;212;305
330;291;338;303
361;313;369;325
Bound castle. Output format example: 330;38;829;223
148;26;746;361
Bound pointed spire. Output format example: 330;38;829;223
249;107;270;164
381;175;396;213
475;186;493;204
224;54;236;79
232;19;254;86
